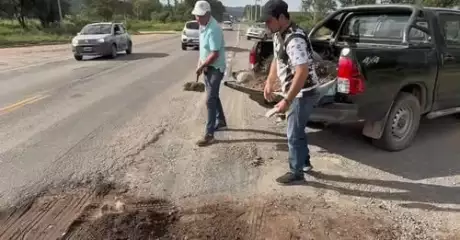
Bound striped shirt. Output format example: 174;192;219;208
273;23;318;98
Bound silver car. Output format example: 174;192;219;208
222;21;233;31
181;20;200;50
246;23;271;40
71;22;132;61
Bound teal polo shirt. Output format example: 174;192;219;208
199;17;226;73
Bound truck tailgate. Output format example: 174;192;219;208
344;45;437;121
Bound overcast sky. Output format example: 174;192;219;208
220;0;302;11
160;0;302;11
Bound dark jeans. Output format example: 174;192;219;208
204;67;226;136
286;92;318;176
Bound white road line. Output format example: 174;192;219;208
224;24;242;78
236;24;241;45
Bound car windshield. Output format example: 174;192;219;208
253;23;265;29
185;21;199;30
80;24;112;35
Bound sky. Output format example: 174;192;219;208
159;0;302;11
220;0;302;11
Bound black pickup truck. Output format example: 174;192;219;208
225;4;460;152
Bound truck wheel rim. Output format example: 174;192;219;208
391;106;413;139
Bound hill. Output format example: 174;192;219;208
225;6;245;19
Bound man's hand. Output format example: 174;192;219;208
196;64;206;77
274;99;290;113
264;81;275;102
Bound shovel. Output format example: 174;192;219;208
183;72;205;92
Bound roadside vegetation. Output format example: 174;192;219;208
0;0;225;47
244;0;460;31
2;0;458;48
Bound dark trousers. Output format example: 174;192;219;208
204;67;226;136
286;92;318;176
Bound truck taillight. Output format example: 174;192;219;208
249;48;256;69
337;56;364;95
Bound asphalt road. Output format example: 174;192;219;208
0;29;240;206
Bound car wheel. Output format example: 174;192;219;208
74;55;83;61
126;41;132;54
247;36;251;40
182;43;187;51
372;92;421;151
110;44;117;59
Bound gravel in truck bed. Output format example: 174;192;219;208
239;60;338;92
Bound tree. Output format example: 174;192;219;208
2;0;35;28
339;0;460;7
31;0;71;27
422;0;460;7
243;4;262;21
84;0;119;21
302;0;337;23
337;0;375;6
132;0;162;20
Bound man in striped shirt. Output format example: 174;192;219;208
261;0;319;185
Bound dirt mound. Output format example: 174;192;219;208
63;198;177;240
240;60;337;93
61;195;415;240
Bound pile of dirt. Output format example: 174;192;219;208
244;73;282;92
62;198;178;240
60;195;428;240
242;60;337;92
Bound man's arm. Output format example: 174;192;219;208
284;37;311;102
266;58;278;86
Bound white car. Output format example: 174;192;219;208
246;23;271;40
222;21;233;31
181;20;200;50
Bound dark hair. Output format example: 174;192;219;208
261;0;290;22
273;11;289;20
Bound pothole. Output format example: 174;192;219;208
0;188;452;240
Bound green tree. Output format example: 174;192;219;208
302;0;337;23
337;0;375;7
422;0;460;7
31;0;71;27
84;0;119;21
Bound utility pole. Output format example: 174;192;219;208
254;0;257;22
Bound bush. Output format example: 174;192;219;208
0;16;182;47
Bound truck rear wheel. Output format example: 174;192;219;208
372;92;421;151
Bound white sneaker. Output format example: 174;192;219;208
303;165;313;173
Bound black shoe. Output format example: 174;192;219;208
215;122;227;131
275;172;305;185
196;134;215;147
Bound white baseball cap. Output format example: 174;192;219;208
192;0;211;16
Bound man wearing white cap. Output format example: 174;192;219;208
193;0;227;147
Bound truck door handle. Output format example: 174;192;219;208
444;54;455;61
